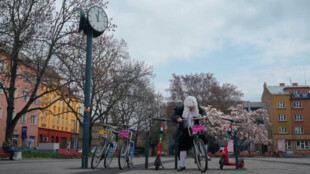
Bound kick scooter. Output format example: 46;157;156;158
219;118;244;169
153;118;171;170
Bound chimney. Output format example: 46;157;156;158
279;83;285;86
292;83;298;86
264;82;267;87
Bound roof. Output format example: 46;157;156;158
265;86;289;95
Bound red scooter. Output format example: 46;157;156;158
219;118;244;169
153;118;170;170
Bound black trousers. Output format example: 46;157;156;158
178;128;208;151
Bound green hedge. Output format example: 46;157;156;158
22;152;83;159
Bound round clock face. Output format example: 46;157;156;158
87;6;108;32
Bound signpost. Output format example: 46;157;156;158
78;6;108;168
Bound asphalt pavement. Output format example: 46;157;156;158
1;156;310;174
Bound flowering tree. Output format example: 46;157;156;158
201;105;271;146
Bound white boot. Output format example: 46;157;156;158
179;151;187;167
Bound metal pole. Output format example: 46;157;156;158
234;130;238;169
175;135;178;169
82;28;93;168
145;130;149;169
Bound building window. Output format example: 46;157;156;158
295;127;304;134
285;140;292;150
296;141;309;150
0;61;5;71
41;112;45;123
14;88;18;98
20;114;27;123
0;82;3;94
22;90;28;101
277;102;286;108
295;114;303;121
33;95;39;105
278;114;286;121
293;101;302;108
30;115;36;125
57;116;60;126
23;72;31;82
52;115;55;125
0;106;2;119
292;90;299;95
71;120;76;132
279;127;287;134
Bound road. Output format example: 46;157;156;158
1;156;310;174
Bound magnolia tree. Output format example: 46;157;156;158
201;105;271;146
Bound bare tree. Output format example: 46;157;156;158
0;0;88;140
168;73;243;113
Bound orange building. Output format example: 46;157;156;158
262;83;310;155
38;85;81;149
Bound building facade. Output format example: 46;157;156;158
262;83;310;155
0;49;40;148
38;86;81;149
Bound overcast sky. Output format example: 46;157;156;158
104;0;310;101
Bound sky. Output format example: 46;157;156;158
104;0;310;102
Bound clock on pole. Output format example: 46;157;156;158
79;6;108;168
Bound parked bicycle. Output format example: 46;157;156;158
153;118;171;170
182;117;208;173
91;123;119;169
118;124;136;170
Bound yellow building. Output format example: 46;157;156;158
262;83;310;155
38;85;81;149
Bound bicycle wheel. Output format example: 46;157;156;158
194;139;208;173
91;144;105;169
118;142;128;169
104;142;115;168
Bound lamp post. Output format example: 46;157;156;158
78;6;108;168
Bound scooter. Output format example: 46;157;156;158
153;118;171;170
219;118;244;169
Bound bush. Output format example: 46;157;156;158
22;152;82;159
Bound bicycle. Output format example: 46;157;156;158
182;117;208;173
91;123;118;169
153;118;171;170
118;124;136;170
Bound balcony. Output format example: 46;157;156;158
290;93;310;99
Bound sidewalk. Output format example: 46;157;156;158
1;156;310;174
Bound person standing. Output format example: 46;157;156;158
2;138;15;160
172;96;209;171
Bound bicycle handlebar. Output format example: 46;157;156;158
100;123;118;129
181;117;205;121
222;118;242;123
153;118;172;122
